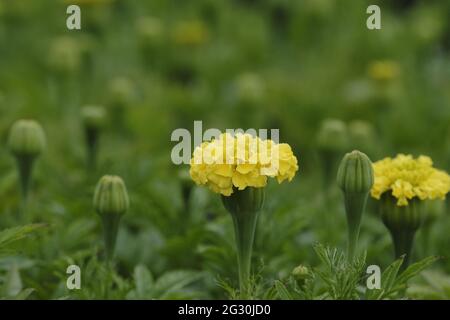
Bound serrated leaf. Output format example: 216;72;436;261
274;280;293;300
0;224;47;249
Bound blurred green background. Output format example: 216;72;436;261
0;0;449;299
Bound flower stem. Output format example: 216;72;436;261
101;213;122;263
230;209;260;299
16;156;35;219
343;192;368;261
85;127;99;171
391;229;416;270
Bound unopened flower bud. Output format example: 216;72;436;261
93;175;129;262
291;265;310;284
82;105;106;170
82;105;106;130
337;150;374;194
94;175;129;216
317;119;348;187
317;119;348;152
337;150;374;260
348;120;376;156
7;119;46;203
7;119;46;158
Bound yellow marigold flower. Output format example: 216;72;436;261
173;20;209;46
371;154;450;206
189;133;298;196
367;60;400;82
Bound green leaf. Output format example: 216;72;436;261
153;270;203;299
133;264;154;298
0;224;47;249
382;256;404;290
395;256;439;286
274;280;293;300
366;256;403;300
3;265;22;297
9;288;35;300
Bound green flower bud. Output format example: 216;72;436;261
317;119;348;152
317;119;348;187
7;119;46;158
337;150;374;260
337;150;374;194
379;193;423;268
108;77;135;108
82;105;106;170
93;175;129;262
82;105;106;130
221;187;265;298
348;120;376;155
7;119;46;203
291;265;310;283
235;73;265;105
136;16;163;45
94;175;129;216
48;36;81;74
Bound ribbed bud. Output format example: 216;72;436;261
94;175;129;216
337;150;374;194
7;120;46;158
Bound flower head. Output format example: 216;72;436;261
189;133;298;196
371;154;450;206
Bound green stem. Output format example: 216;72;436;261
85;127;99;171
230;210;260;299
16;156;35;219
343;192;368;261
391;229;416;270
101;213;122;263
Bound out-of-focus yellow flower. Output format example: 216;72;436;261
64;0;112;6
190;133;298;196
173;20;209;46
367;60;400;82
371;154;450;206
